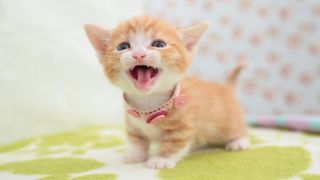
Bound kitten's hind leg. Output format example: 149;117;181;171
225;136;251;151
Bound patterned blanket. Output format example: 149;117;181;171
0;125;319;180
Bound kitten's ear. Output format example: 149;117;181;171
179;21;209;52
84;24;111;57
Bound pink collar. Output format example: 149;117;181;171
123;84;187;124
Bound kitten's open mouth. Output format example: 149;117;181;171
127;65;161;91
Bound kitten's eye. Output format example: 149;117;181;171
151;39;166;48
117;42;130;51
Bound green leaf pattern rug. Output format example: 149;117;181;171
0;125;319;180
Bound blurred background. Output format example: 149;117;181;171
0;0;319;144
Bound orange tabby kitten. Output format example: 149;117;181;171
84;16;250;169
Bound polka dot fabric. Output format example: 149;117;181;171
144;0;320;115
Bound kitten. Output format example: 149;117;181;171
84;16;250;169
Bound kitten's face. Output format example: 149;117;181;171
85;16;208;95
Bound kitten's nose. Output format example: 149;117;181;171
132;51;146;62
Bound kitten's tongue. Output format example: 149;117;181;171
130;66;159;91
137;68;151;83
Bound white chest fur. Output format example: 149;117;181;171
128;115;163;141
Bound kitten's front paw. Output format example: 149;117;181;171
147;156;176;169
225;136;251;151
123;152;148;164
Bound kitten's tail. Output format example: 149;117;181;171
226;63;246;87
